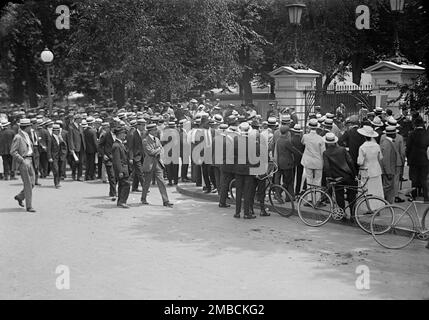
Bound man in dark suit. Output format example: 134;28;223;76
406;117;429;200
140;123;173;207
58;120;69;180
95;119;104;179
67;114;86;181
30;119;41;185
233;122;257;219
98;122;117;200
0;119;17;180
128;119;146;200
274;126;301;200
291;124;304;195
84;117;98;180
39;120;53;178
338;115;365;172
178;119;190;182
48;124;68;188
112;127;131;208
127;120;140;192
323;132;357;217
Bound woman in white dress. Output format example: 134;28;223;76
356;126;384;206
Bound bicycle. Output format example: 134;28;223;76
297;172;389;232
370;187;429;249
228;161;295;218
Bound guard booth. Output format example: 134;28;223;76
269;66;321;126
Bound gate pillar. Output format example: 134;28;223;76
269;66;321;125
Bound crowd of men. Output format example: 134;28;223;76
1;99;429;247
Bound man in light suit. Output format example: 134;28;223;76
140;123;173;207
380;126;398;204
10;118;36;212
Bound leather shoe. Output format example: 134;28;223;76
141;200;149;205
111;197;117;202
117;203;130;209
163;202;173;207
395;197;405;203
14;196;24;207
26;208;36;213
244;213;257;219
233;213;240;218
211;188;218;193
219;203;231;208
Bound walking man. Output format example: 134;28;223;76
48;124;68;188
140;123;173;207
10;118;36;212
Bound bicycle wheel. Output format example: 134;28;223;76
370;205;416;249
354;196;389;234
229;179;236;200
268;184;295;218
297;188;333;227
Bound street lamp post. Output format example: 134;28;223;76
40;48;54;114
286;3;307;70
389;0;410;64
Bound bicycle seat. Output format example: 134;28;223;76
399;187;416;197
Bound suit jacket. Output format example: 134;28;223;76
379;136;397;176
98;131;115;164
10;131;33;167
0;128;16;155
381;133;405;166
274;135;301;170
323;146;356;179
84;127;98;154
61;129;69;154
142;134;165;172
301;131;325;169
128;129;145;161
406;128;429;167
291;134;304;166
68;123;86;152
338;126;365;165
38;128;51;154
48;134;68;161
112;139;129;178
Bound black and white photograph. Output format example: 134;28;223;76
0;0;429;302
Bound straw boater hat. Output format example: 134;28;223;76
213;114;223;124
86;116;95;124
81;120;88;128
19;118;31;127
146;123;157;131
325;113;335;120
1;119;11;127
290;124;303;133
137;118;147;125
238;122;250;136
308;118;319;129
386;117;400;128
168;121;176;128
129;119;137;127
281;114;291;124
375;107;383;114
267;117;278;127
52;124;61;131
357;125;379;138
324;118;334;128
178;119;186;127
219;123;228;130
370;116;384;127
324;132;338;144
383;125;399;134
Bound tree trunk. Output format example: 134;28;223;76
352;53;364;86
